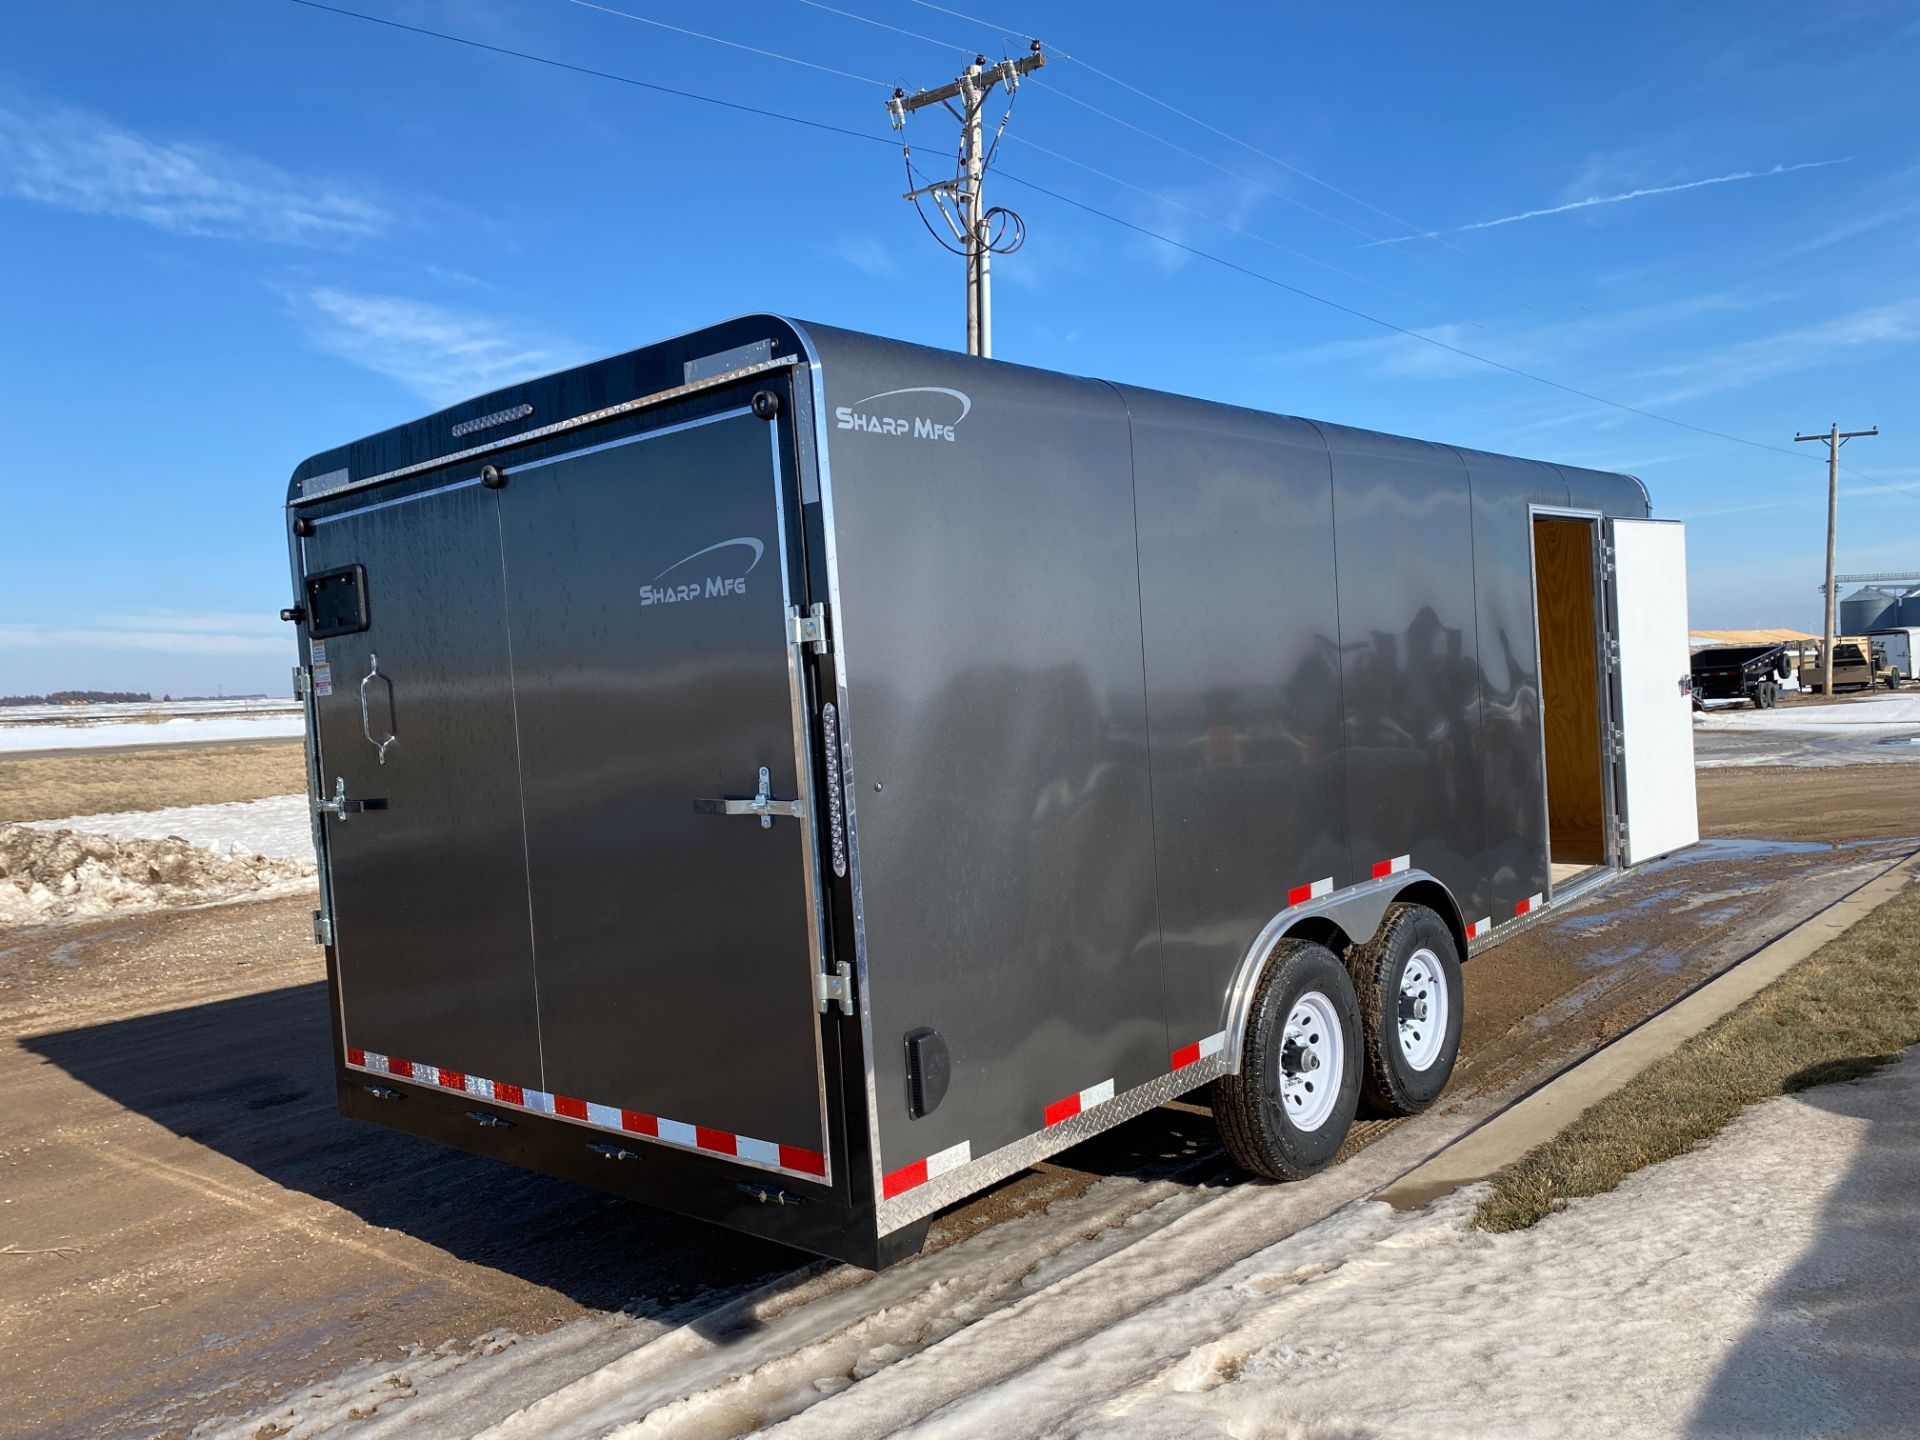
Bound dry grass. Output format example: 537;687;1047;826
0;741;305;823
1475;873;1920;1232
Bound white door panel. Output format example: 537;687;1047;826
1610;519;1699;863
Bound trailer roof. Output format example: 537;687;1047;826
288;314;1650;512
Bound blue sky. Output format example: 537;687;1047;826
2;0;1917;697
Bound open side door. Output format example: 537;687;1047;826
1606;518;1699;864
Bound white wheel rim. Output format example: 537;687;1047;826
1398;949;1449;1073
1277;990;1344;1133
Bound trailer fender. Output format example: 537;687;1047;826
1220;868;1465;1075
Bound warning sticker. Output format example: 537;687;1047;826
310;639;328;664
312;663;333;697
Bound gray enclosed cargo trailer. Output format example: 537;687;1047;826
284;316;1700;1266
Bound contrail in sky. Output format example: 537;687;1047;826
1369;157;1853;245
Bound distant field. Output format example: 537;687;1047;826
0;740;305;823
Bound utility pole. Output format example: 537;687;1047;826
888;43;1046;358
1794;422;1878;696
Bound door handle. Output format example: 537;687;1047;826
360;653;397;765
695;766;805;828
316;776;388;821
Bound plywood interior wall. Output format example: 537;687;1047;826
1534;518;1607;865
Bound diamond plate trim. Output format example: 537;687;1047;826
874;1052;1228;1234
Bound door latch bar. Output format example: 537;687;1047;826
315;776;388;821
695;766;805;828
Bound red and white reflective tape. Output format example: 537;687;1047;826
1286;875;1335;907
1514;892;1545;916
1370;854;1412;880
1465;915;1494;940
345;1048;826;1180
1043;1077;1115;1128
881;1140;972;1199
1170;1029;1227;1071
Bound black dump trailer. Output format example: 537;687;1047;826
1689;644;1793;708
284;316;1700;1266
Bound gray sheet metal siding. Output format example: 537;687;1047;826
805;327;1166;1175
1114;385;1348;1057
1455;449;1569;920
1314;423;1487;920
1556;463;1651;519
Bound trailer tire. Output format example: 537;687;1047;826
1212;940;1361;1181
1345;903;1463;1116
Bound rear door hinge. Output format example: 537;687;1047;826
312;909;334;946
788;602;831;655
815;961;854;1016
293;665;310;697
1604;636;1621;672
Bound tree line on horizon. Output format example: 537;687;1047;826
0;690;154;706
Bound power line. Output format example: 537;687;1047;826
991;166;1889;473
795;0;973;57
804;0;1530;316
284;0;898;150
284;0;1911;501
565;0;892;89
901;0;1580;310
1007;134;1453;317
567;0;1478;325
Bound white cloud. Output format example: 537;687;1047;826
292;287;586;404
0;99;390;244
0;614;288;657
828;232;898;278
1371;158;1851;245
1630;298;1920;405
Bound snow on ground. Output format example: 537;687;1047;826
4;793;315;926
1695;691;1920;767
22;794;315;861
0;822;313;927
0;710;304;752
226;1048;1920;1440
818;1051;1919;1440
1700;692;1920;732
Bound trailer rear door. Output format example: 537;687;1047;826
302;480;543;1087
1608;518;1699;863
494;403;830;1173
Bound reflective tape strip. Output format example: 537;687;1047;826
342;1050;826;1181
1286;875;1335;907
1465;916;1494;940
1371;854;1412;879
1043;1077;1116;1128
1170;1029;1228;1071
882;1140;972;1199
1515;892;1545;916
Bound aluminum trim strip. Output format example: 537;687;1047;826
767;412;838;1186
786;320;889;1210
291;354;801;503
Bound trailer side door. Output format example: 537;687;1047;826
1607;518;1699;863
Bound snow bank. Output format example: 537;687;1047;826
0;822;313;927
0;711;305;752
23;794;316;862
